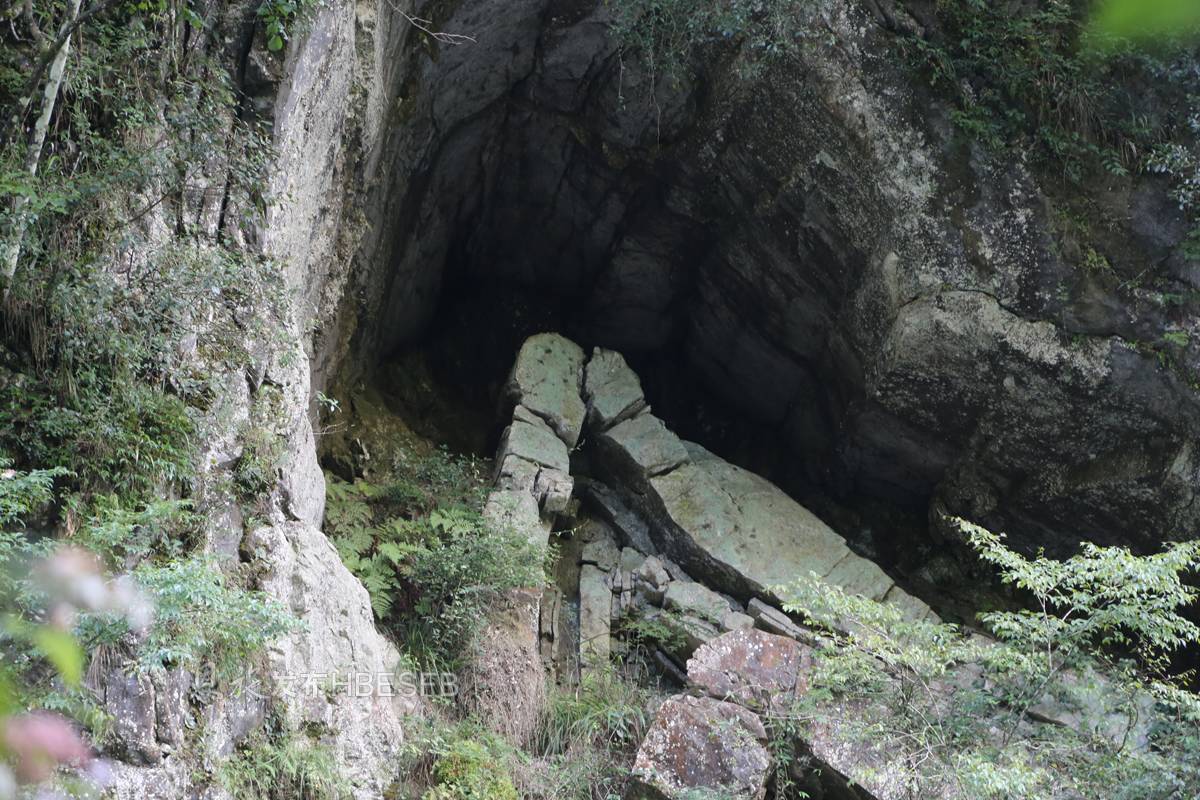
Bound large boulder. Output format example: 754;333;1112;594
595;406;933;620
583;347;648;430
243;522;421;795
683;629;939;800
502;333;587;448
631;694;770;800
687;629;806;712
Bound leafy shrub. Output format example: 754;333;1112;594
324;474;438;619
324;448;544;666
613;608;687;655
220;728;349;800
80;555;300;680
423;737;519;800
903;0;1200;187
1;463;72;714
404;507;548;667
0;368;195;504
0;460;67;530
257;0;318;53
71;496;195;564
610;0;800;81
1;7;286;511
775;518;1200;798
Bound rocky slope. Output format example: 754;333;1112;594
94;0;1199;794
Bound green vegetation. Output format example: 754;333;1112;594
523;669;658;799
537;667;651;755
323;449;547;669
776;519;1200;798
220;725;349;800
1;463;298;751
905;0;1197;184
235;387;289;500
400;667;655;800
0;0;303;786
614;607;687;655
609;0;799;81
422;737;519;800
257;0;319;52
1;463;79;711
88;555;300;679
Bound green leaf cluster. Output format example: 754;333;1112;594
422;736;519;800
776;519;1200;798
323;448;547;668
257;0;318;52
220;725;349;800
93;555;301;680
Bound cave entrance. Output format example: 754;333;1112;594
320;266;989;625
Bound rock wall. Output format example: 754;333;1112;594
105;1;432;796
330;0;1200;556
96;0;1200;792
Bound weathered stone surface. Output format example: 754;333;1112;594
584;347;648;430
243;521;419;794
484;488;551;548
208;687;268;761
151;669;192;751
645;457;858;600
496;411;571;474
458;588;547;745
620;546;646;573
533;466;574;514
579;564;612;671
723;610;755;632
634;555;671;604
494;452;541;494
503;333;587;447
104;759;199;800
660;611;721;658
581;535;621;572
597;414;690;479
632;694;770;800
576;478;658;554
822;553;895;602
664;580;733;625
688;629;805;711
747;598;811;642
96;669;160;765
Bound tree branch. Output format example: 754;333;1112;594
23;0;46;45
1;0;121;152
386;0;476;46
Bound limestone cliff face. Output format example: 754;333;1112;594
104;0;1197;791
103;2;427;796
324;0;1200;555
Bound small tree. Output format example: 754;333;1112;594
776;518;1200;799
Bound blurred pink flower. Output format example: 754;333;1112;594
35;547;153;632
2;713;91;784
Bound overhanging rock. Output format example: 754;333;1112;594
590;396;933;620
